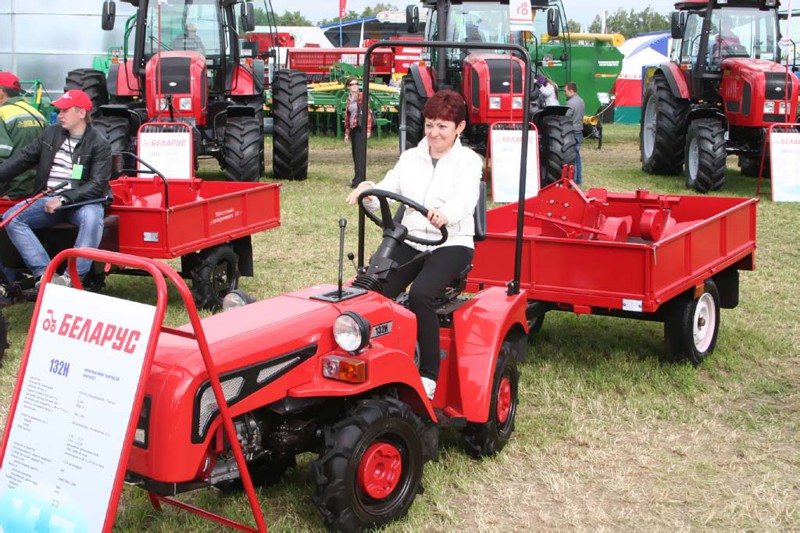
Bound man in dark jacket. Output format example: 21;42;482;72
0;89;111;285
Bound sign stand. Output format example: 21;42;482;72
0;249;268;532
759;123;800;202
486;121;540;203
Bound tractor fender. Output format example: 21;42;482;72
687;106;728;127
538;104;570;118
107;61;140;97
229;63;262;96
453;287;528;423
287;347;437;421
653;62;690;99
408;63;435;99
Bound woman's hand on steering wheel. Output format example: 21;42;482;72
427;208;448;229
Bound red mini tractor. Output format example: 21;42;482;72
69;0;308;182
640;0;799;192
401;0;577;186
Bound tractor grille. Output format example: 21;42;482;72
157;57;192;94
765;71;793;101
484;58;524;95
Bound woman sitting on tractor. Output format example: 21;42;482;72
346;90;482;400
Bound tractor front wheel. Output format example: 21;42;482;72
462;338;520;457
223;116;263;182
191;245;239;311
312;398;425;532
64;69;108;118
539;114;577;186
640;74;688;175
685;118;726;192
663;280;721;366
272;70;309;180
399;75;425;153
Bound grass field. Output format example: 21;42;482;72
1;125;799;531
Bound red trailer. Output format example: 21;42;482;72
466;178;758;365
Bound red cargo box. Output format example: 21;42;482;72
286;47;394;76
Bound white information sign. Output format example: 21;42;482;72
138;130;193;180
490;127;539;203
0;284;156;532
509;0;536;32
769;131;800;202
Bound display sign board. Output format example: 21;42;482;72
0;284;156;532
509;0;536;32
138;128;193;180
490;127;539;203
770;131;800;202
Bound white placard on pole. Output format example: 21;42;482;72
0;285;156;532
490;127;539;203
509;0;536;32
138;129;193;180
770;131;800;202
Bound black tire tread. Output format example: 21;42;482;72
640;74;688;175
223;116;263;182
540;114;578;186
685;118;727;192
399;76;425;153
64;68;108;118
191;245;239;311
272;70;309;180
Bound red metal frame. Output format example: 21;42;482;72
0;249;268;532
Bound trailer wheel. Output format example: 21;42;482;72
640;74;688;175
664;280;720;366
191;245;239;311
312;398;425;532
462;338;520;457
399;75;425;153
0;311;9;368
65;68;108;118
272;69;308;180
685;118;726;193
539;114;577;186
223;116;262;182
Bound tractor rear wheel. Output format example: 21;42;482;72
640;74;688;175
399;75;425;153
64;69;108;118
223;116;262;182
191;244;239;311
462;338;520;457
539;114;577;186
272;70;308;180
94;115;133;174
664;280;720;366
685;118;726;192
312;398;425;532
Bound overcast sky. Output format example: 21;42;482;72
267;0;678;27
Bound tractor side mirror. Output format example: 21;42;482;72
547;8;560;37
671;12;686;39
241;2;256;33
101;0;116;31
406;5;420;34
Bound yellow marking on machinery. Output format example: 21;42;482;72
542;32;626;47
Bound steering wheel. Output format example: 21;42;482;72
357;189;447;246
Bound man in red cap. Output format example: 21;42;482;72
0;89;111;290
0;71;46;199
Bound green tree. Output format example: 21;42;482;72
254;8;312;27
588;7;669;38
567;20;582;34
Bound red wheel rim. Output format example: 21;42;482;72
496;376;512;424
357;442;403;499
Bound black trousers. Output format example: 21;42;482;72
350;125;367;187
381;243;474;381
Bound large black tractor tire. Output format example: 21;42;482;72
663;279;721;366
539;114;577;186
684;118;727;193
191;244;239;311
223;116;262;182
399;75;425;153
272;70;308;180
312;397;426;532
64;69;108;118
462;338;521;457
640;74;689;175
93;115;133;175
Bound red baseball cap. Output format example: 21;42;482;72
53;89;93;112
0;72;21;90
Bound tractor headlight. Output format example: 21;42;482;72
178;97;192;111
512;96;523;109
489;97;501;109
779;101;788;114
222;289;256;310
764;101;775;114
157;97;168;111
333;311;371;353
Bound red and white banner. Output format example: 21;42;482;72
339;0;347;18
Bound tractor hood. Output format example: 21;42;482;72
719;57;798;126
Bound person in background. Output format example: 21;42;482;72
536;75;559;107
564;81;585;185
343;76;373;188
172;22;206;54
0;89;111;290
711;15;742;62
0;72;46;200
346;90;481;400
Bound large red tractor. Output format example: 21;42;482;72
401;0;577;186
68;0;308;182
640;0;798;192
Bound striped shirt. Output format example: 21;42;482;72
49;135;82;181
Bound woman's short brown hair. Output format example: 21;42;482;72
423;89;466;124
